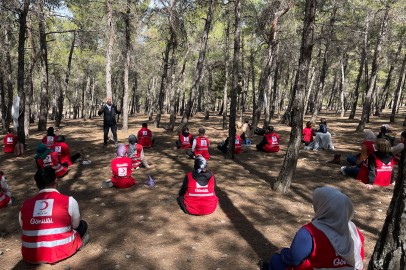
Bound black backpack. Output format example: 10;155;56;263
254;127;266;136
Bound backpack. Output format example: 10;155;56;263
254;127;266;136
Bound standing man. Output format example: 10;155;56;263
98;97;121;148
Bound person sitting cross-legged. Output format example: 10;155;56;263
102;144;135;188
177;155;218;215
3;128;17;153
258;186;364;270
186;128;210;160
19;167;89;264
126;135;155;170
256;126;280;153
175;126;193;149
217;135;242;154
0;171;12;209
54;135;80;166
42;127;57;150
35;143;68;178
137;123;155;148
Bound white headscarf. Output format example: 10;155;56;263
312;187;363;270
364;130;376;142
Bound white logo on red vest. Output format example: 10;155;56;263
33;199;54;217
235;138;239;144
55;146;62;153
142;131;148;136
272;136;277;142
333;258;348;266
7;137;13;143
47;136;54;142
43;154;52;164
118;167;127;176
201;140;207;146
184;136;189;142
30;218;54;224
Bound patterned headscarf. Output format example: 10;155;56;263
194;155;207;173
116;144;127;158
127;135;137;158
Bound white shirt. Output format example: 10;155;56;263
1;176;11;198
19;188;81;229
191;137;210;151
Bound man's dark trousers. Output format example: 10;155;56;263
104;124;117;145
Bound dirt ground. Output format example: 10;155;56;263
0;108;403;270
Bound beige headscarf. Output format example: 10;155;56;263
364;130;376;142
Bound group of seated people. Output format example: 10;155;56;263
302;118;335;151
340;126;404;189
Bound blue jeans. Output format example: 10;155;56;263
269;253;289;270
344;161;363;178
347;156;358;165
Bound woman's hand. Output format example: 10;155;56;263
365;184;374;190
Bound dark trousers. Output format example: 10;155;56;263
240;133;247;144
76;220;88;238
186;149;195;158
177;196;189;214
70;153;80;163
103;124;117;145
217;145;227;154
301;139;311;146
175;140;181;149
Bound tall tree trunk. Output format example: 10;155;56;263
310;2;338;122
338;53;348;117
272;0;315;193
122;0;131;133
357;7;390;131
222;2;231;129
17;0;30;144
56;31;76;127
327;72;337;111
0;58;6;132
205;67;212;120
3;19;13;130
83;73;91;121
226;0;241;159
367;147;406;269
304;65;316;116
176;0;217;132
106;0;114;100
270;43;280;120
148;76;156;120
251;44;256;120
349;51;365;119
390;52;406;122
263;72;273;129
37;0;49;131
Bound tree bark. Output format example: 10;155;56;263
176;0;217;133
349;52;365;119
310;2;338;122
390;52;406;122
304;65;315;117
3;18;13;130
37;0;49;131
25;20;36;136
222;1;231;129
272;0;315;193
122;0;131;133
338;53;348;117
251;43;256;120
357;7;390;131
106;0;114;100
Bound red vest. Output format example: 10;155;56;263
111;157;135;188
3;133;17;153
234;135;242;154
138;127;152;148
20;191;82;263
371;153;393;186
180;133;192;149
357;142;376;183
0;173;11;210
394;142;404;165
263;133;280;152
126;144;143;168
302;127;314;142
288;223;364;270
183;172;218;215
54;142;72;166
42;136;57;149
194;137;210;160
37;152;68;178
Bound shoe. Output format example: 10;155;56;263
114;142;118;147
101;180;113;188
102;144;107;148
340;166;346;176
328;154;341;164
82;159;91;165
79;231;90;249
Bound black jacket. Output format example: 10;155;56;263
179;170;216;197
377;131;395;147
98;104;121;125
367;151;395;185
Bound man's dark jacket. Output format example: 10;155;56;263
98;104;120;125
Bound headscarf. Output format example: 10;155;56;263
194;155;207;173
381;124;390;131
364;130;376;142
34;143;52;160
47;127;55;136
116;144;127;158
56;135;65;143
127;135;137;157
401;131;406;139
312;187;363;269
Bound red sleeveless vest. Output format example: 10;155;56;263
234;135;242;154
126;144;143;168
288;222;364;270
180;133;192;149
195;137;210;160
4;133;17;153
394;142;404;165
0;173;10;209
20;191;82;263
37;152;68;178
263;133;280;152
42;136;57;149
356;141;376;183
138;127;152;148
371;153;393;186
54;142;72;166
183;172;218;215
111;157;135;188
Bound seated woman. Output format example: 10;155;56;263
126;135;154;169
178;155;218;215
3;128;17;153
302;121;314;146
217;135;242;154
377;124;395;146
341;130;376;177
258;186;364;270
304;132;334;151
0;171;12;209
42;127;57;149
256;126;280;153
358;139;394;189
103;144;135;188
240;118;253;144
54;135;80;166
175;127;193;149
392;131;405;165
35;143;68;178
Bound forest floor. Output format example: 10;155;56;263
0;108;404;270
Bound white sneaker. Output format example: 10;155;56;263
82;159;91;165
340;166;346;176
